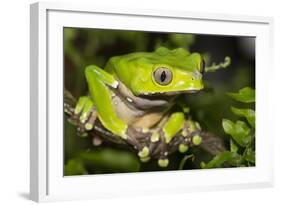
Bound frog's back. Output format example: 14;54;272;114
104;51;153;86
105;51;150;73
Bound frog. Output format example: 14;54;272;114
72;47;228;167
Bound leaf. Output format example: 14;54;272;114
169;34;195;47
222;119;252;147
64;159;88;176
227;87;255;103
79;149;140;173
230;139;239;153
178;154;194;170
201;151;243;168
231;107;255;128
244;148;255;164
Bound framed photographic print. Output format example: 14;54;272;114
30;2;274;202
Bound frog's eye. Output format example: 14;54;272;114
200;59;205;73
153;67;173;86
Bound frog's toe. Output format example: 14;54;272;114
158;158;169;167
77;126;88;137
74;96;96;134
85;109;97;131
138;146;150;158
140;156;151;163
92;135;103;146
79;99;94;124
192;134;202;146
74;96;88;115
74;96;94;123
85;122;93;131
178;143;189;153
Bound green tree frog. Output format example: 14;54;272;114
74;47;207;167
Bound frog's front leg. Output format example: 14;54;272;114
155;112;186;167
74;96;97;135
84;65;128;139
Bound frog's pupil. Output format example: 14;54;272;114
160;71;166;82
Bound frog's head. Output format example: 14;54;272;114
112;47;205;97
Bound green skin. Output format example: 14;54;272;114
74;47;205;167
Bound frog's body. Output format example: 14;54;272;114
109;81;170;129
74;47;205;167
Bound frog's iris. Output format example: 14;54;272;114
153;67;172;86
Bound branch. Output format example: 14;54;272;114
205;56;231;72
64;89;225;160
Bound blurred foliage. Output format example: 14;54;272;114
65;149;140;175
64;28;255;175
227;87;255;103
201;87;255;168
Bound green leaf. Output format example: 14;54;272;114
230;139;239;153
169;34;195;47
222;119;252;147
178;154;194;170
244;148;255;164
227;87;255;103
231;107;255;128
79;149;140;173
201;151;243;168
64;159;88;176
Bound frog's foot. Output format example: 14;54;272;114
74;96;97;136
125;127;151;162
149;129;170;167
155;133;201;168
158;141;169;168
181;120;203;147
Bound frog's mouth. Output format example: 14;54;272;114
116;81;202;110
137;89;202;104
116;81;172;109
139;89;201;97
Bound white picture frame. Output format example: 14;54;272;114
30;2;274;202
